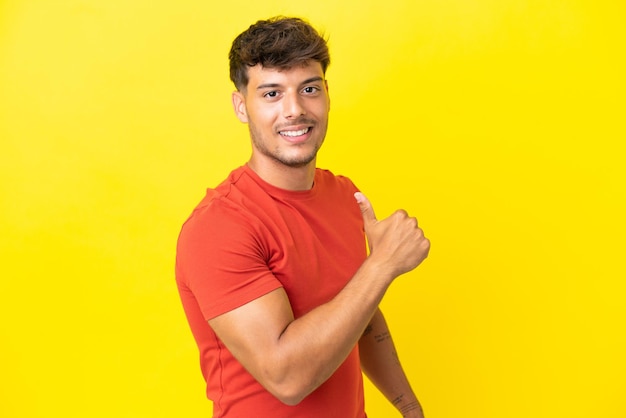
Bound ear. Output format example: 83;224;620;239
232;91;248;123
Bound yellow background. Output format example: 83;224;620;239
1;1;624;417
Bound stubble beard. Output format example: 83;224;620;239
248;120;327;168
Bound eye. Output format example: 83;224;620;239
263;90;279;99
302;86;320;95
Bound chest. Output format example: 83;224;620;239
261;200;366;317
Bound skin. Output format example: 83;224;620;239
231;61;329;191
360;308;425;417
212;61;429;416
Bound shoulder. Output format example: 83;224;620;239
182;166;261;226
315;168;359;193
178;167;267;248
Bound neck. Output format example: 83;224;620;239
247;156;316;191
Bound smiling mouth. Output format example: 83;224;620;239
279;127;311;137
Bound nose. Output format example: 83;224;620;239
282;91;306;119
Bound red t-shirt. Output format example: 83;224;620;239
176;165;368;418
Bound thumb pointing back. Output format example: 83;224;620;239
354;192;377;227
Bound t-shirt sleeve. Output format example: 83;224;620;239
176;198;282;321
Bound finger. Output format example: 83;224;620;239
354;192;377;226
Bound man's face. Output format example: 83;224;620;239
232;61;330;169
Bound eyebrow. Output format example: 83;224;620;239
256;76;324;91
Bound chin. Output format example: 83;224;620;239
281;157;316;168
278;152;318;168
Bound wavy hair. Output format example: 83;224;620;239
229;16;330;91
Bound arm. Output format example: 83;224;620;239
208;193;430;405
360;308;425;418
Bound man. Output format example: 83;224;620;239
176;16;430;418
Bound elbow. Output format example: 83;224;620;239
264;379;311;406
260;368;316;406
274;390;307;407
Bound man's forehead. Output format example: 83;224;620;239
247;61;324;87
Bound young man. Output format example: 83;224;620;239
176;16;430;418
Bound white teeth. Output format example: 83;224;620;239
280;127;310;137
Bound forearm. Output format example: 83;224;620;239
272;257;394;403
359;309;424;417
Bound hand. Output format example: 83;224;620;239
355;192;430;279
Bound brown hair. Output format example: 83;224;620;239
229;16;330;91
